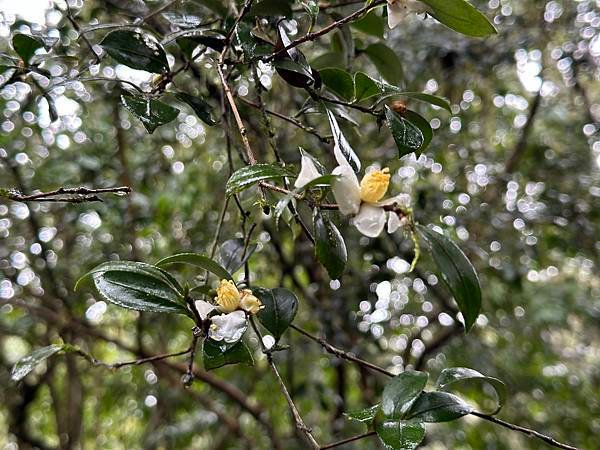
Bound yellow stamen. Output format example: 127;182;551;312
215;279;241;313
240;289;263;315
360;168;390;203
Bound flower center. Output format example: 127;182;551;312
360;168;390;203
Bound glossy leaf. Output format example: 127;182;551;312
352;10;385;38
274;23;320;88
248;0;293;18
344;404;380;424
11;345;63;382
417;225;482;332
12;34;44;63
203;339;253;371
100;30;169;73
354;72;404;103
421;0;497;37
326;108;361;171
156;253;233;281
404;110;433;152
225;164;294;196
374;412;426;450
436;367;507;415
399;92;451;112
385;106;424;158
176;34;225;58
255;287;298;341
320;68;355;101
381;370;429;420
121;95;179;134
364;43;403;85
406;391;473;422
219;238;257;274
314;210;347;279
175;92;217;126
310;52;345;70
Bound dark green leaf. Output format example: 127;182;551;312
225;164;294;196
273;58;316;87
364;43;403;85
385;106;424;158
344;404;380;424
247;0;293;17
416;225;482;332
310;52;345;70
374;412;426;450
175;92;217;126
11;345;63;381
406;391;473;422
404;110;433;152
354;72;383;102
326;108;361;171
176;34;226;58
255;287;298;341
381;370;429;420
162;12;203;28
319;68;355;101
314;210;347;279
156;253;233;281
397;92;451;113
436;367;507;415
352;10;385;38
100;30;169;73
121;95;179;134
421;0;497;37
12;34;44;63
203;339;253;371
219;238;257;274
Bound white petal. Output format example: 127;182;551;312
353;204;386;237
294;155;321;189
209;311;247;344
332;165;361;216
194;300;215;320
387;212;402;234
387;3;406;29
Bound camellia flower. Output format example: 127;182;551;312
240;289;263;314
387;0;429;29
295;156;407;238
215;279;241;312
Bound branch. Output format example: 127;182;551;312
73;346;192;370
0;185;132;203
320;431;377;449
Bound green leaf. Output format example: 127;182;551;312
416;225;482;332
374;412;426;450
175;92;217;126
364;43;403;85
421;0;497;37
121;95;179;134
398;92;451;113
219;238;257;274
247;0;293;17
326;108;361;171
344;404;380;424
404;110;433;152
314;210;347;279
354;72;384;102
176;34;226;58
381;370;429;420
436;367;507;415
225;164;294;196
406;391;473;422
319;68;355;101
11;345;63;381
255;287;298;341
156;253;233;281
100;30;169;73
12;34;44;63
352;10;385;38
385;106;424;158
310;52;345;70
203;339;253;371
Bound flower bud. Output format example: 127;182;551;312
240;289;263;315
215;279;241;312
360;168;390;203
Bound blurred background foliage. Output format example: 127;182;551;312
0;0;598;449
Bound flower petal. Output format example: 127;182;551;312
294;155;321;189
332;165;361;216
387;3;406;29
209;311;247;344
194;300;215;320
387;212;402;234
353;204;386;237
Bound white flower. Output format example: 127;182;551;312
194;300;248;344
294;155;322;189
387;0;429;29
332;164;406;237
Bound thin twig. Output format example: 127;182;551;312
0;186;131;203
75;347;191;370
320;431;377;449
